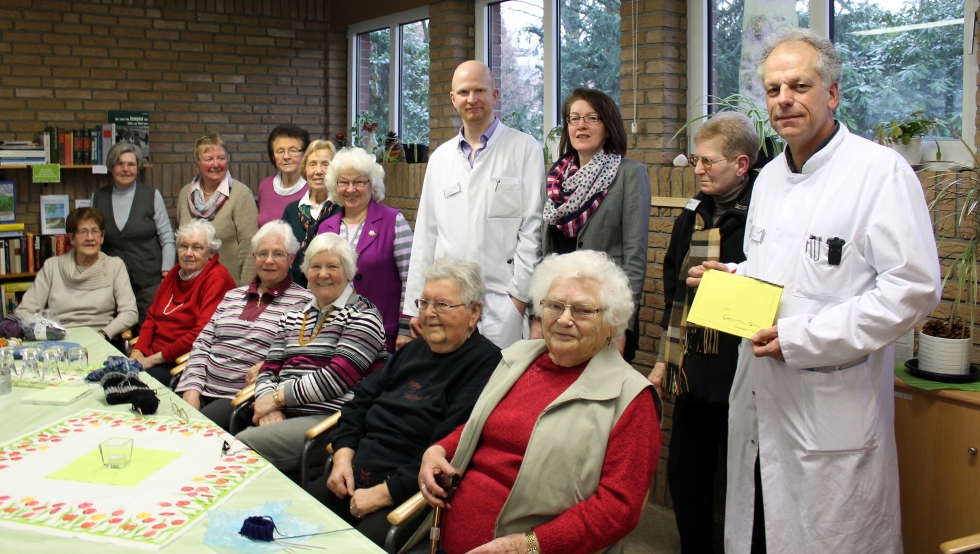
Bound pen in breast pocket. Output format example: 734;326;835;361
806;235;822;261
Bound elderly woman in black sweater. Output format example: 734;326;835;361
311;258;501;547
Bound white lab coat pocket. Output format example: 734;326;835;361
794;239;852;302
801;365;878;454
487;177;522;220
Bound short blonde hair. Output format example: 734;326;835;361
694;112;760;166
194;133;227;162
301;232;358;282
300;140;337;180
325;147;386;203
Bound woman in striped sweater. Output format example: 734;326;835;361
238;232;388;473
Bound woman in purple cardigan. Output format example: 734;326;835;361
318;147;413;353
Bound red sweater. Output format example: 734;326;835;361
134;255;236;363
438;354;661;554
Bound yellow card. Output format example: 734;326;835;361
686;269;783;339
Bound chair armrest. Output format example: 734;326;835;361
231;385;256;407
121;329;132;341
387;492;427;526
169;362;186;377
305;411;341;440
941;533;980;554
175;352;190;365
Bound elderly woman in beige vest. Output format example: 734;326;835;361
413;250;662;554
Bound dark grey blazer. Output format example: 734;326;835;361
542;157;652;332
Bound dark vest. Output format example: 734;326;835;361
93;182;163;291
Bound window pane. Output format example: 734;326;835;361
834;0;963;140
559;0;621;105
400;20;430;145
356;29;390;138
488;0;545;142
709;0;809;109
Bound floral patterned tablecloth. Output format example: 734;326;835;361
0;410;269;550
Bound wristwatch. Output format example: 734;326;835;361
525;531;539;554
99;330;109;341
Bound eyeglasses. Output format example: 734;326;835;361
540;299;607;320
275;148;302;158
688;155;732;170
567;114;602;126
165;399;188;423
255;250;288;261
72;228;103;238
177;243;207;254
338;180;371;190
416;298;466;314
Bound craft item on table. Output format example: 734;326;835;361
686;269;784;339
85;356;143;382
19;311;67;341
100;372;160;415
205;501;349;553
15;341;79;359
21;385;94;406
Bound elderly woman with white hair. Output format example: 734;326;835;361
176;220;313;431
131;219;237;385
413;250;661;554
238;232;388;473
318;147;413;353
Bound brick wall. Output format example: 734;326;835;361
426;0;474;151
0;0;337;231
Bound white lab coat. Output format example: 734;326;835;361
726;124;940;553
403;123;545;347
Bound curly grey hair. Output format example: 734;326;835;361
300;232;357;281
175;218;222;254
251;220;300;255
756;28;842;87
325;147;386;203
422;258;486;307
530;250;634;337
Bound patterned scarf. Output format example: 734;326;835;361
187;174;229;220
543;149;621;238
663;214;721;397
296;199;335;251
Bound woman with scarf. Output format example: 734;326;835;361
650;111;760;554
282;140;341;286
536;87;650;362
177;133;259;286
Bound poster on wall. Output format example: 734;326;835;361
107;110;150;165
40;195;69;235
0;181;14;223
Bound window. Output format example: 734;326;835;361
349;8;430;147
689;0;977;163
477;0;622;144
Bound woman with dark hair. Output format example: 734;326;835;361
258;124;312;227
93;141;175;326
533;87;651;362
15;207;138;341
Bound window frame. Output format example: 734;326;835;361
686;0;978;165
347;7;430;140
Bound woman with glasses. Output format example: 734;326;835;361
282;140;341;286
176;221;313;431
650;111;761;554
318;147;414;353
15;207;138;342
411;251;661;554
93;141;175;327
177;133;259;286
312;259;500;548
258;124;313;228
239;232;387;474
536;87;651;362
129;219;236;385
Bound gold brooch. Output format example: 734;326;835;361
368;230;376;236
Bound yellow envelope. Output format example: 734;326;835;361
686;269;783;339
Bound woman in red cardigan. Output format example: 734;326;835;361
131;218;237;385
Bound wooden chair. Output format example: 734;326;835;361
942;533;980;553
120;329;136;356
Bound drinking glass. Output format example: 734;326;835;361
21;348;41;380
100;438;133;469
68;346;89;371
0;347;18;378
41;350;62;383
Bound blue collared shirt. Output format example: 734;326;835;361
458;118;500;168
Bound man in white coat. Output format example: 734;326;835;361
689;29;940;553
402;60;545;350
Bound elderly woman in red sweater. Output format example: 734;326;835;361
412;250;662;554
131;218;237;385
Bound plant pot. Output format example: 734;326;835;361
404;144;429;164
917;331;972;375
888;136;922;166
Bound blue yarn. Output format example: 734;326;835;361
239;515;277;541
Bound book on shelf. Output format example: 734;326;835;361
0;223;24;232
99;124;115;164
108;110;149;164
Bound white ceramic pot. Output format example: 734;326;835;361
918;331;972;375
889;136;922;166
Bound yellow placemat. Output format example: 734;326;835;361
687;269;784;339
47;447;183;487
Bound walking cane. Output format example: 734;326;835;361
430;473;460;554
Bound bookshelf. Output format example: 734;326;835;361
0;272;37;281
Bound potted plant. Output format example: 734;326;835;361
381;131;400;163
349;113;381;155
401;129;429;164
543;125;563;165
671;94;784;158
919;132;978;374
871;110;939;166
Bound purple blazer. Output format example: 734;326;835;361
318;199;402;353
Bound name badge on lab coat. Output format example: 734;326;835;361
444;183;461;198
750;226;765;243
